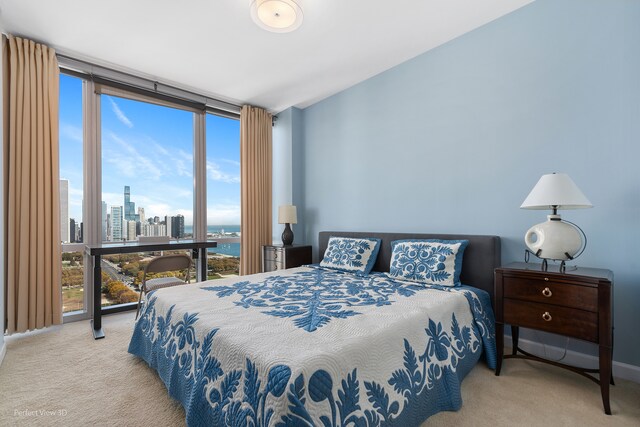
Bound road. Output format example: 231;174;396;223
101;259;136;290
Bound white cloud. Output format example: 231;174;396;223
207;204;241;225
220;158;240;167
60;123;83;144
145;137;170;156
107;97;133;128
178;150;193;162
106;132;163;180
175;159;193;178
101;192;124;210
206;161;240;183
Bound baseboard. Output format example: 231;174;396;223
0;340;6;367
505;336;640;384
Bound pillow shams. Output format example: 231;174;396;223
388;239;469;286
320;236;381;275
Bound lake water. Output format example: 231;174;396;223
184;225;240;258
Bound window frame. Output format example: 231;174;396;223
59;65;242;321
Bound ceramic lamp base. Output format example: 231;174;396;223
525;215;582;261
281;223;294;246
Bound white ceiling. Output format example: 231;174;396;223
0;0;533;113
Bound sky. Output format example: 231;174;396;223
59;74;241;226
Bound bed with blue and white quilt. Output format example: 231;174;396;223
129;232;501;427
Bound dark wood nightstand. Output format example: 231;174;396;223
494;262;614;415
262;244;312;272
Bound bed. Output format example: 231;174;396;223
129;231;501;427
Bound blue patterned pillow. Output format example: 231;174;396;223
320;237;381;275
387;239;469;286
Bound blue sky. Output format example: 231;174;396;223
59;74;241;226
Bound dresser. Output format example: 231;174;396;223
494;262;613;414
262;244;312;272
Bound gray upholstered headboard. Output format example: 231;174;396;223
318;231;501;304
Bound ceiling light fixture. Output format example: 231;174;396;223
250;0;303;33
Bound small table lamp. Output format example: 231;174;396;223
278;205;297;246
521;173;592;271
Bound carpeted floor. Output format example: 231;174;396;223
0;312;638;426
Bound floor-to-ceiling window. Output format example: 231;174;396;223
59;74;85;314
58;66;241;318
99;94;195;307
205;113;241;279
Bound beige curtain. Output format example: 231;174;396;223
3;36;61;333
240;105;272;275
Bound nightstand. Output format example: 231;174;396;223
262;244;312;272
494;262;614;415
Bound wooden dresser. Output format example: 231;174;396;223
262;244;312;272
494;262;613;414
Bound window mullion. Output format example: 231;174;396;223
194;112;207;281
82;80;101;319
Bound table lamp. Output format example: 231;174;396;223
278;205;297;246
520;173;592;271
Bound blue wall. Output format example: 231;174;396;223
292;0;640;366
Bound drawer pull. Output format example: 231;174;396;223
542;312;552;322
542;287;552;297
544;277;549;281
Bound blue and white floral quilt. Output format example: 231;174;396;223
129;266;496;427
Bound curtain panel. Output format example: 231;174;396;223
239;105;272;275
3;35;62;333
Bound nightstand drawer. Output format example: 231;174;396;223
264;259;285;271
262;245;312;273
263;247;283;262
504;299;598;342
503;276;598;312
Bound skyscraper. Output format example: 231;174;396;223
111;206;123;241
60;179;69;243
165;215;173;238
124;186;136;221
126;220;137;241
101;201;108;242
172;214;185;238
69;218;77;243
138;207;145;224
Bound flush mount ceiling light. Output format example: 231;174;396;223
250;0;303;33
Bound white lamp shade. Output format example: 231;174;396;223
520;173;592;210
278;205;297;224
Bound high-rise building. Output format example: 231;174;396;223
126;220;137;241
69;218;77;243
142;222;166;237
111;206;123;241
137;207;145;224
101;201;108;242
172;214;185;238
60;179;70;243
165;215;173;238
107;213;111;240
124;186;134;221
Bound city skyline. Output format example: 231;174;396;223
61;183;191;243
59;73;241;228
105;185;187;241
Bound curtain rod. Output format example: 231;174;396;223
56;53;243;117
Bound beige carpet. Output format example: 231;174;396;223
0;312;638;427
